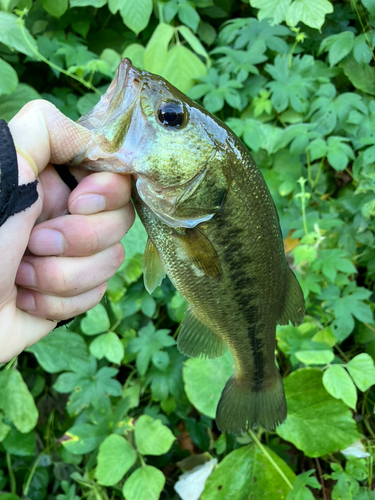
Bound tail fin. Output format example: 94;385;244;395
215;371;286;433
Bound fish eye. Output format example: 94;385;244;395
157;101;185;128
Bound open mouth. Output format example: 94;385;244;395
71;58;143;171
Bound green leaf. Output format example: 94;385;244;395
295;350;334;365
120;0;152;35
250;0;292;26
276;369;359;457
121;214;148;260
77;92;100;115
96;434;136;486
362;0;375;15
2;429;35;456
63;423;109;454
70;0;107;6
134;415;175;455
0;83;40;121
323;365;357;409
122;43;145;70
285;0;333;30
202;443;295;500
342;57;375;95
178;25;209;62
347;353;375;392
0;58;18;96
144;23;175;75
27;327;89;373
178;2;200;32
183;350;234;418
90;332;125;364
41;0;68;17
127;323;175;376
0;12;37;57
162;44;207;93
0;370;38;433
286;470;321;500
122;466;165;500
81;303;110;335
320;32;355;67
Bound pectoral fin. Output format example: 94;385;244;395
143;237;166;294
277;266;305;326
177;309;227;359
175;228;222;278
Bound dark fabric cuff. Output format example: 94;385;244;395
0;119;39;227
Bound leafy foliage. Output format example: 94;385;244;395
0;0;375;499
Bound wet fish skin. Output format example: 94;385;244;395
74;59;305;433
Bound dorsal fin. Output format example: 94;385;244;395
177;309;227;359
143;237;166;294
175;227;222;278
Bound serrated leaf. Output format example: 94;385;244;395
202;443;295;500
96;434;136;486
320;31;354;67
122;466;165;500
90;332;125;364
120;0;152;35
285;0;333;30
347;353;375;392
250;0;292;26
342;57;375;95
134;415;175;455
0;370;38;433
0;58;18;96
277;369;359;457
323;365;357;409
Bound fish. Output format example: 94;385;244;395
71;58;305;433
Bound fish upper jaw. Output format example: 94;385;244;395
70;58;147;172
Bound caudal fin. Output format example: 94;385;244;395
215;371;286;433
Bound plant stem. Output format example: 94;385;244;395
16;14;101;95
23;453;44;496
297;177;309;236
6;452;16;494
306;150;313;188
4;356;17;371
248;429;293;490
315;457;327;500
313;156;325;190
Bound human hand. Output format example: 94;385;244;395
0;100;134;363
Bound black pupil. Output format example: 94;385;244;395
158;102;184;127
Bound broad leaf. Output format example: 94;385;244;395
122;466;165;500
277;369;359;457
323;365;357;409
134;415;175;455
0;58;18;96
202;443;295;500
120;0;153;35
0;12;37;57
96;434;136;486
90;332;125;364
81;303;110;335
347;354;375;392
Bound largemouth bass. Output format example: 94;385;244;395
72;59;305;433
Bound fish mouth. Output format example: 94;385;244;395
71;58;144;171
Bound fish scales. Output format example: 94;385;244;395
74;59;305;433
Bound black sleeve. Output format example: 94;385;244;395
0;119;39;228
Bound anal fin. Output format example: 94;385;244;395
278;266;305;326
143;237;166;294
177;309;227;359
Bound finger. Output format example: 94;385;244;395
15;243;124;297
0;288;56;363
68;172;132;215
16;283;107;321
9;99;91;176
27;204;134;257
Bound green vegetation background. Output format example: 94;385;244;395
0;0;375;498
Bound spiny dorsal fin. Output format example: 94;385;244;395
177;309;227;359
143;237;166;294
277;266;305;326
175;228;221;278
